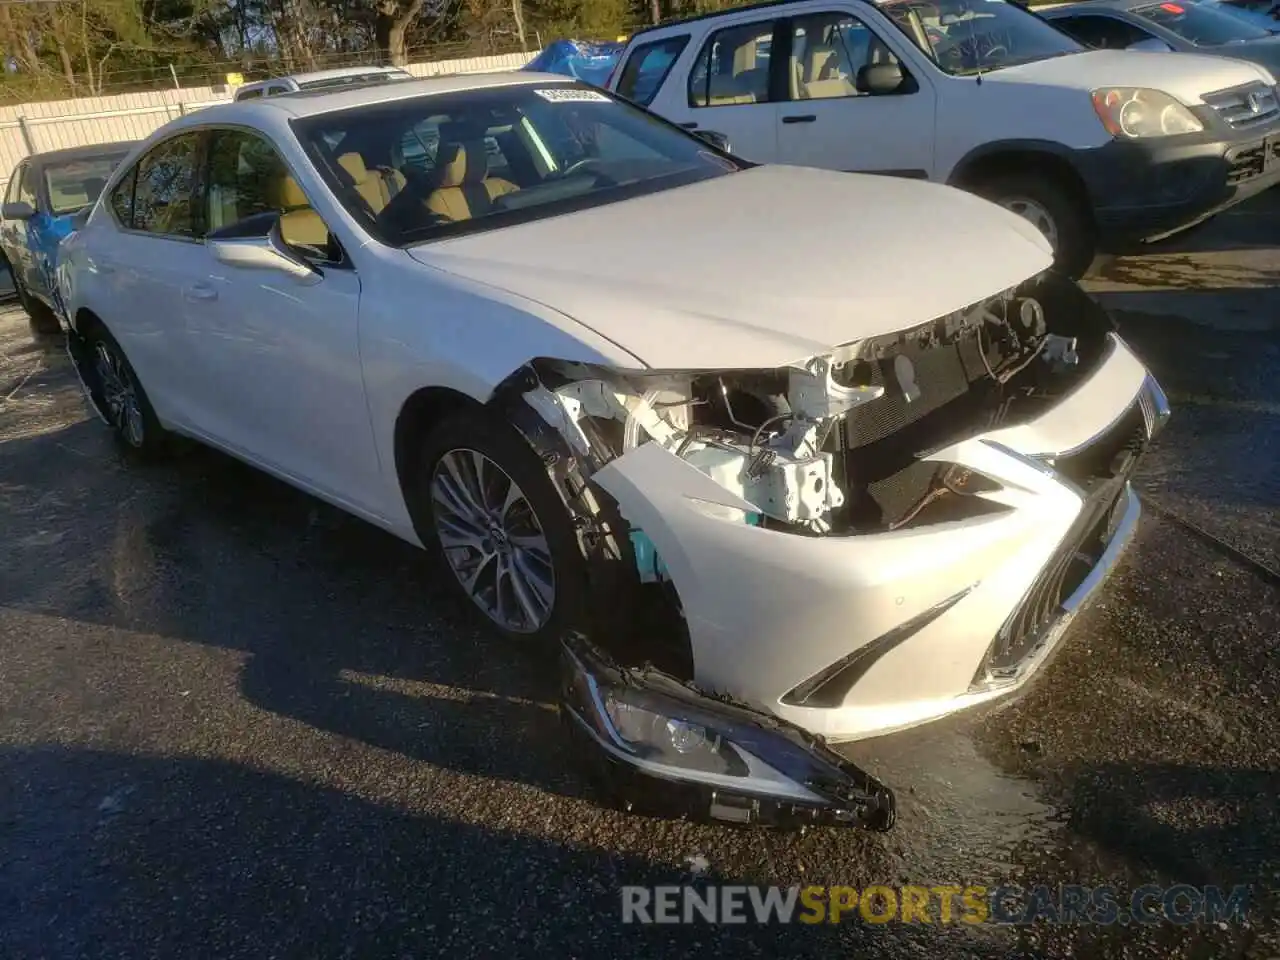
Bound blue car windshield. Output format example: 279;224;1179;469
1135;1;1271;42
44;153;129;216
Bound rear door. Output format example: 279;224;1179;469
774;8;936;177
90;131;209;429
647;17;786;163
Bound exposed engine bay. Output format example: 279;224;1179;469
518;271;1118;548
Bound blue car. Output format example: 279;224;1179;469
523;39;626;87
0;141;135;333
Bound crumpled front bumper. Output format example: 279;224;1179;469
588;334;1169;743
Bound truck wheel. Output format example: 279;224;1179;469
975;172;1096;280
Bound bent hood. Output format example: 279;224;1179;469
986;48;1275;103
409;166;1052;370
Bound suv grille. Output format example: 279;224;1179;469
1204;81;1280;129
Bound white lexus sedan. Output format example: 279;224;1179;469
59;73;1168;829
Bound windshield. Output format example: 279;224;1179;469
43;153;129;216
1197;0;1280;32
293;83;742;247
1135;1;1271;43
881;0;1084;74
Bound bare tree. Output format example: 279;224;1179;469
375;0;426;65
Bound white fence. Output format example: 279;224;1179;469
0;50;539;192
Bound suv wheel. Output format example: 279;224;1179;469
976;172;1096;280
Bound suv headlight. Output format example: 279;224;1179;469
1091;87;1203;138
560;635;897;830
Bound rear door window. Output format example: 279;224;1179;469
616;35;690;105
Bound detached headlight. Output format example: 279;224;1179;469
1091;87;1203;138
560;635;896;830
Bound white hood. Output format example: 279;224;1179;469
985;49;1274;104
409;166;1052;371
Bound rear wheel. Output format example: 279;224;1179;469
9;263;60;335
975;172;1096;280
415;408;589;647
85;324;169;458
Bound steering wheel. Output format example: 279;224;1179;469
560;157;605;177
981;43;1008;60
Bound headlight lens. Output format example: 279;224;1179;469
560;635;897;830
1091;87;1203;138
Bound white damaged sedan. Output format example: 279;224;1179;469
59;73;1167;829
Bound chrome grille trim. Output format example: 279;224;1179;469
1203;81;1280;129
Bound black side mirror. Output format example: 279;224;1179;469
693;129;733;154
2;201;35;221
856;62;907;95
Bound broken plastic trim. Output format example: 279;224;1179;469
560;634;897;831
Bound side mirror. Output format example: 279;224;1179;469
693;129;733;153
856;62;906;95
207;211;318;281
1127;37;1174;51
3;201;35;220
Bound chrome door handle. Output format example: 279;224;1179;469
184;282;218;302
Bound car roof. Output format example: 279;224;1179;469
201;71;571;121
627;0;863;38
24;140;138;169
245;64;412;87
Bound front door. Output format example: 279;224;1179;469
775;10;937;178
182;128;382;514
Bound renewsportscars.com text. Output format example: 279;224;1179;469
620;884;1250;926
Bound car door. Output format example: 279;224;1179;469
774;9;937;177
4;163;42;295
91;131;210;429
653;17;786;163
183;126;380;511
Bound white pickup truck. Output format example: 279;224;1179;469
607;0;1280;276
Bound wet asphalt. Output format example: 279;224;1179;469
1;194;1278;960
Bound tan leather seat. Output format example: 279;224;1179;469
800;42;856;99
425;141;517;222
337;152;389;214
274;174;328;249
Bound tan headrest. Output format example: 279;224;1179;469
436;141;488;188
338;152;368;181
278;175;308;209
805;43;837;82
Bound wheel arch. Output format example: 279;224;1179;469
948;141;1096;215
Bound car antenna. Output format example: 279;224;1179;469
966;0;985;85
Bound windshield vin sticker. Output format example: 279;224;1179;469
534;87;611;103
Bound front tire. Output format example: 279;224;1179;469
974;172;1096;280
415;408;589;646
85;324;168;458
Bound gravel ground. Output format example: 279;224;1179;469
0;195;1277;959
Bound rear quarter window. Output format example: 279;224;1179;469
616;35;691;105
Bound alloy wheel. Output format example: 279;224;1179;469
93;340;145;447
430;447;556;634
996;196;1060;252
